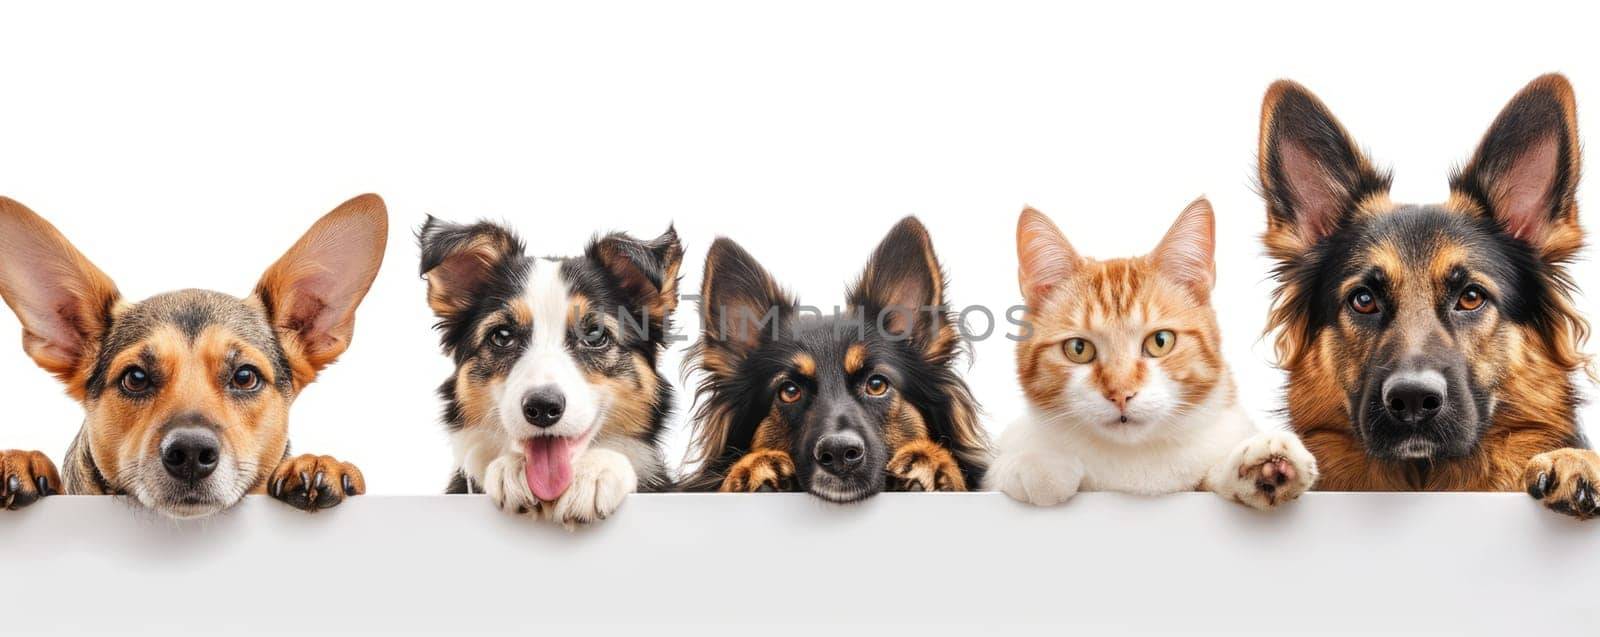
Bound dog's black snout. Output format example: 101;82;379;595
160;427;221;482
814;432;866;476
522;386;566;428
1382;370;1447;425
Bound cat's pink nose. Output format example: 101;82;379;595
1105;391;1137;412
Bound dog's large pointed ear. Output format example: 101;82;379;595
1016;207;1081;308
698;237;792;375
1451;73;1583;262
1258;80;1392;258
0;198;122;386
417;216;522;321
255;194;388;384
587;225;685;326
848;216;958;363
1150;197;1217;301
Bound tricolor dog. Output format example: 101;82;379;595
419;217;682;525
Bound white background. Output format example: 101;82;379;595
1;0;1596;495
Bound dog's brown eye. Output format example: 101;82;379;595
1456;286;1487;312
489;325;517;349
120;367;151;394
778;381;803;404
231;365;262;392
577;321;610;349
1348;288;1379;314
864;375;890;396
1063;338;1096;364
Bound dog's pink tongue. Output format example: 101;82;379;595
524;437;576;502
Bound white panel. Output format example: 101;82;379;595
1;493;1593;635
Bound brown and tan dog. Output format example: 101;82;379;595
0;195;387;517
1258;74;1600;518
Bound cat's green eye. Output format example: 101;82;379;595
1063;338;1096;363
1144;330;1177;357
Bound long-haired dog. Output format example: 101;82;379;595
419;217;682;525
0;195;387;517
681;217;989;502
1259;74;1600;518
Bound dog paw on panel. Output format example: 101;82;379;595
1525;448;1600;520
719;449;797;493
548;448;637;527
268;454;365;512
988;451;1084;506
484;453;541;516
0;450;61;511
1211;431;1318;510
886;440;966;492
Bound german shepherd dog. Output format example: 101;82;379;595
0;195;387;517
1259;74;1600;518
681;217;989;502
419;217;682;525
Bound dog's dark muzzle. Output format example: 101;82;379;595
1357;358;1482;461
799;405;888;502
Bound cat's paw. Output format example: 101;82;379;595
484;453;541;516
0;450;62;511
1213;431;1318;510
719;449;797;493
987;451;1083;506
268;454;365;512
1524;448;1600;520
548;448;637;527
887;440;967;492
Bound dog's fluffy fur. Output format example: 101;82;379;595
0;195;388;517
419;217;682;525
1259;74;1600;518
680;216;989;502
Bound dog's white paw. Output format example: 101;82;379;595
987;451;1083;507
483;454;540;516
1212;431;1318;510
548;448;637;527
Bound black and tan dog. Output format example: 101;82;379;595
0;195;387;517
682;217;989;502
419;217;682;525
1258;74;1600;518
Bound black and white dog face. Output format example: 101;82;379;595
419;217;681;523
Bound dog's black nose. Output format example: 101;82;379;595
1382;370;1446;425
522;387;566;428
814;432;866;476
160;427;221;482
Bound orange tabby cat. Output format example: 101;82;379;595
987;197;1318;508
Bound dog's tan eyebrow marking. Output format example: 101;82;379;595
790;353;815;377
509;299;532;325
843;343;867;375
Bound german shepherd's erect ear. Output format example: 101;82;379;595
1257;80;1395;262
0;198;123;392
847;217;961;366
254;194;390;387
1450;74;1584;264
697;237;797;366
